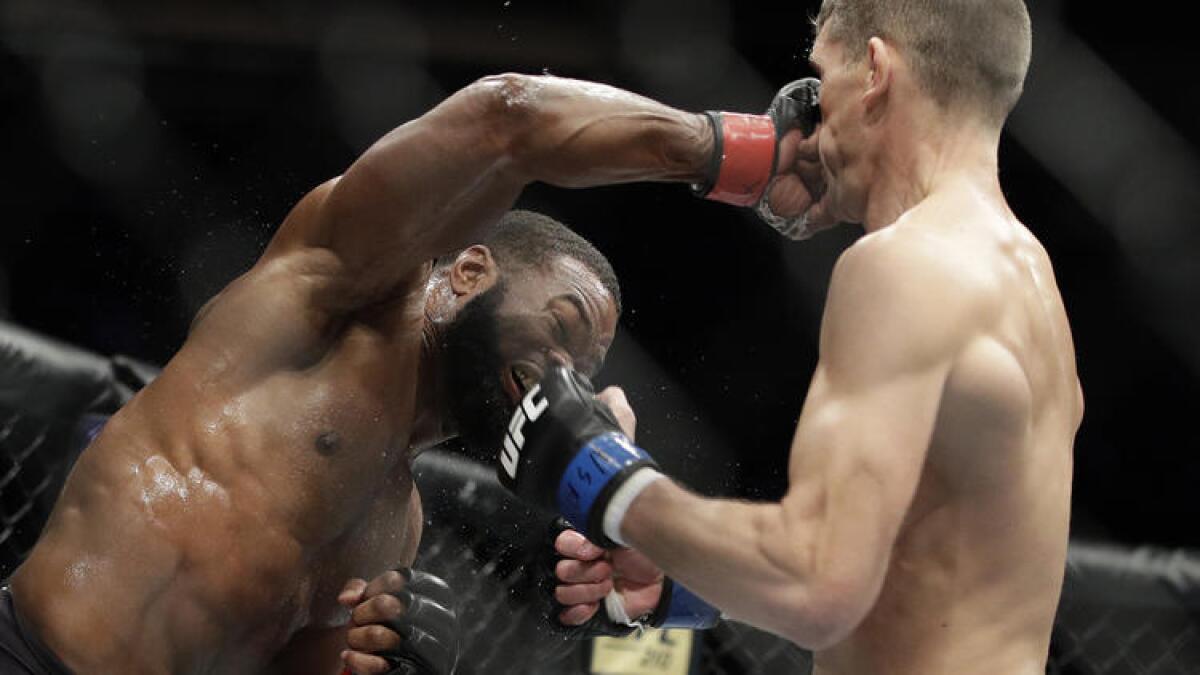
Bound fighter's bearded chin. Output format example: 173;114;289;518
439;282;517;461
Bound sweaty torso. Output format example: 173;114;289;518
815;193;1082;675
10;250;429;675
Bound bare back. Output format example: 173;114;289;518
814;191;1081;674
10;209;429;674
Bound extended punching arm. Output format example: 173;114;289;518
691;79;824;239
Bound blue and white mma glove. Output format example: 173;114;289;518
497;366;722;630
496;364;662;549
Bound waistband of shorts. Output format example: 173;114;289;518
1;585;76;675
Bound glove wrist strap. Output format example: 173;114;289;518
692;112;777;207
600;466;664;547
604;589;645;629
651;578;722;630
556;433;658;548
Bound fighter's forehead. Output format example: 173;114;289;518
542;257;618;367
547;257;611;304
516;256;617;337
557;258;615;320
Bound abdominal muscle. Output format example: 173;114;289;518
11;404;417;675
13;443;313;674
812;469;1064;675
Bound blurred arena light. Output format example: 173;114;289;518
599;330;745;497
8;0;163;188
0;268;9;320
618;0;773;111
175;223;267;319
318;4;443;153
1010;4;1200;375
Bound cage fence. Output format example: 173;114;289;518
2;321;1198;674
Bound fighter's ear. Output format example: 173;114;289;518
862;36;893;116
448;245;499;297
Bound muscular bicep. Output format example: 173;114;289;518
782;360;946;611
259;79;526;310
318;99;526;294
259;74;708;311
777;237;978;622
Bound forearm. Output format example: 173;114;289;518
341;74;711;204
621;478;844;648
310;73;711;292
496;74;713;187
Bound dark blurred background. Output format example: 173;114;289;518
0;0;1197;551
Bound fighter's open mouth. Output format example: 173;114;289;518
511;365;537;394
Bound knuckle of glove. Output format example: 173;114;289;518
772;78;821;136
406;571;455;610
382;662;422;675
592;399;623;431
564;366;596;395
390;588;416;611
538;366;591;428
385;592;459;652
389;628;456;675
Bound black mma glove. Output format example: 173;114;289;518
692;78;823;239
496;365;660;549
349;568;460;675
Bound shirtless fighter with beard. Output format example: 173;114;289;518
0;71;793;674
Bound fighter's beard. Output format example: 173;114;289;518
439;282;517;462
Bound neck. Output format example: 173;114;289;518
862;110;1004;232
409;279;455;452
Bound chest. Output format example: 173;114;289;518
306;480;422;628
171;318;424;544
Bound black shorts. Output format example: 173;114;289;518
0;586;73;675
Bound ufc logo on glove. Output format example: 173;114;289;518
501;384;549;480
494;365;661;549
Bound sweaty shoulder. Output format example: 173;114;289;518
181;178;432;376
254;177;430;314
822;220;1002;385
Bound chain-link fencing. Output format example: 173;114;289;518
2;321;1199;674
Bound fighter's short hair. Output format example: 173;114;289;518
815;0;1032;126
442;210;622;315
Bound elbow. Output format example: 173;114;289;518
752;506;874;650
473;72;540;106
461;73;546;163
772;576;874;651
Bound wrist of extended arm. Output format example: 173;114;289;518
691;112;778;206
